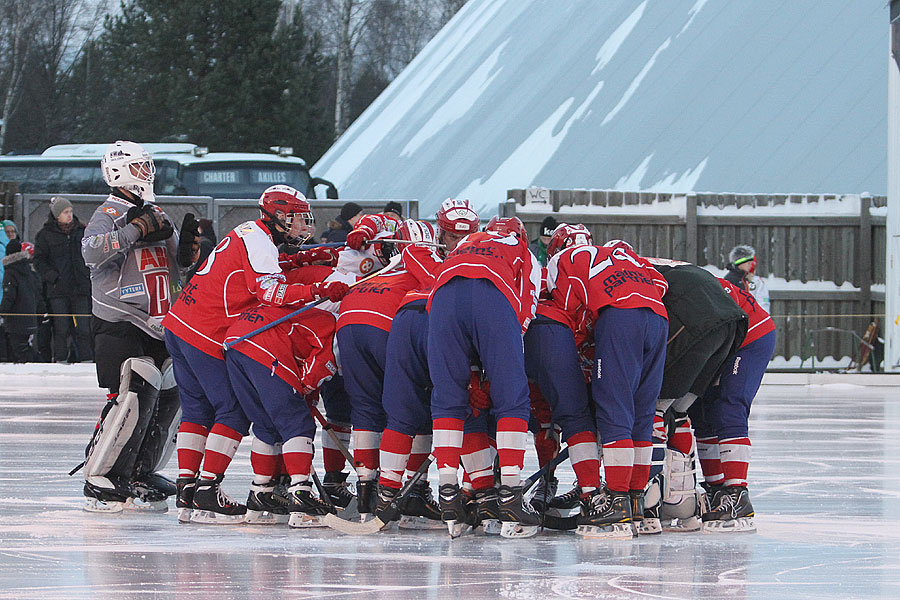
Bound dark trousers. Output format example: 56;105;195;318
50;295;92;362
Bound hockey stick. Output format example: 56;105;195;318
309;404;356;466
523;446;570;491
323;454;435;535
223;252;403;350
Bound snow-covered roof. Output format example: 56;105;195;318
314;0;887;217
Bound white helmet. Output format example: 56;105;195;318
101;141;156;202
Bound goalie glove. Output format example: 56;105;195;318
177;213;201;267
127;204;173;242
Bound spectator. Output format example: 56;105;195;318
3;220;18;241
529;215;557;266
0;240;42;362
725;244;770;314
33;197;93;362
322;201;363;244
383;201;403;220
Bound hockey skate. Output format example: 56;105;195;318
637;474;663;535
245;482;291;525
576;488;633;539
287;483;336;528
474;487;502;535
126;474;170;513
83;479;128;513
175;477;196;523
528;476;558;514
322;471;356;509
629;490;646;536
397;481;444;530
701;485;755;533
548;484;582;516
190;475;246;524
439;483;475;538
497;485;541;539
356;479;378;521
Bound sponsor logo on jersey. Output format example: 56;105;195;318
256;273;284;290
236;222;256;238
359;257;375;274
103;206;119;216
120;283;146;298
138;247;169;271
89;235;104;248
110;231;120;250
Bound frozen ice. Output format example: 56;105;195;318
1;365;899;599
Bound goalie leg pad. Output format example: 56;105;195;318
134;358;182;481
660;446;702;532
84;357;162;483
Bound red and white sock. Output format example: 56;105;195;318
406;434;432;479
199;424;242;480
719;437;751;487
460;432;496;490
352;429;382;480
630;440;653;491
602;439;634;492
669;417;695;455
282;435;314;486
567;430;600;493
176;421;209;479
433;417;464;487
496;417;528;488
322;421;351;473
379;429;413;489
697;436;724;485
250;438;279;485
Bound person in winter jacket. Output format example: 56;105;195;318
529;216;557;267
0;240;43;362
33;197;93;362
321;202;363;244
724;244;770;313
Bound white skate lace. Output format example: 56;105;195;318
216;486;238;509
714;491;737;516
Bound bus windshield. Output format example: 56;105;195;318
179;163;311;199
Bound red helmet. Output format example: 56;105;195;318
397;219;436;244
258;185;313;243
436;198;479;235
548;223;593;258
485;215;527;240
602;239;635;253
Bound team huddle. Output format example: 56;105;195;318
77;141;775;540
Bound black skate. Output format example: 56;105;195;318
356;479;378;518
701;485;755;533
398;481;444;530
529;476;558;513
287;483;336;528
438;483;476;538
497;485;541;539
374;483;401;524
322;471;356;509
576;488;633;539
474;487;502;535
175;477;197;523
245;482;291;525
83;478;129;514
549;485;582;516
190;475;246;524
129;473;172;512
629;490;645;536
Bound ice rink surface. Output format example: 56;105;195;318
1;366;899;600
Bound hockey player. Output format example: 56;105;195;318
641;258;748;533
375;203;480;529
223;304;339;527
524;224;599;515
335;219;435;517
545;235;668;539
80;141;182;513
691;278;776;532
162;184;349;523
427;215;542;538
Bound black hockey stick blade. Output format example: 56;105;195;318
540;513;578;531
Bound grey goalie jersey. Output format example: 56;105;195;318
82;194;181;339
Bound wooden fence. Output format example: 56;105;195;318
505;189;887;369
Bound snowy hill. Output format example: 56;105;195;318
313;0;887;217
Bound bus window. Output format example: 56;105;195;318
181;164;311;199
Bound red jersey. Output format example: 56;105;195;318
337;269;420;332
718;278;775;347
224;306;337;394
546;244;668;321
398;243;443;307
163;219;320;358
428;231;541;333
